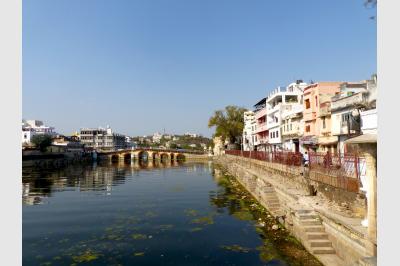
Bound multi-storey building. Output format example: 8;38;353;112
253;97;268;151
301;82;342;152
281;104;304;153
331;75;377;153
242;111;256;151
80;126;126;151
22;119;56;145
266;81;307;152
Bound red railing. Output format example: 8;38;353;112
225;150;303;166
225;149;365;192
308;152;364;179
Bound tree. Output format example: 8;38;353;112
208;105;247;144
31;134;53;152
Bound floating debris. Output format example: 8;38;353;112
133;252;145;256
220;244;251;253
190;216;214;225
131;234;147;240
72;250;100;263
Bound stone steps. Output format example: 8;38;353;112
307;232;329;240
305;226;325;232
301;220;322;226
297;214;319;220
310;239;333;247
312;246;336;255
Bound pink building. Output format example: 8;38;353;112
253;97;268;151
301;82;342;152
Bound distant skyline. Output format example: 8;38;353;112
23;0;376;137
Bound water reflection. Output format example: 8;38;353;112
23;162;320;266
22;160;187;205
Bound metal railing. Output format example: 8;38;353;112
225;150;303;166
225;150;365;192
308;152;363;179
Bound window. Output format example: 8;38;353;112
315;96;318;107
24;134;27;139
277;131;279;138
322;117;326;129
305;99;310;109
290;124;292;131
342;113;350;122
306;125;311;132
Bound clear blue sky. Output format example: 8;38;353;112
23;0;376;137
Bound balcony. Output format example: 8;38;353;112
267;120;280;130
255;108;267;120
303;111;316;122
331;92;364;111
255;123;268;133
318;105;331;117
266;104;281;115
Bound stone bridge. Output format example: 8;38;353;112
97;148;207;163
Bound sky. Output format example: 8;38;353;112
23;0;376;137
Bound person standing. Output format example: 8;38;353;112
303;151;309;166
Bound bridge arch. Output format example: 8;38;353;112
111;154;119;163
152;152;160;161
160;153;170;162
124;153;132;162
176;153;186;161
138;151;149;161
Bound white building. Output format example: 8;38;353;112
152;132;163;143
22;119;56;145
265;81;307;152
360;109;377;135
242;111;256;151
281;104;304;152
184;132;199;138
331;75;377;154
80;126;126;151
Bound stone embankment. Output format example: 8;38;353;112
214;155;376;266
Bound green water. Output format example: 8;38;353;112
22;161;321;266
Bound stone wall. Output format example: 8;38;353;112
214;155;370;266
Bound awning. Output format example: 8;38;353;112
345;134;377;144
318;136;338;145
300;136;318;145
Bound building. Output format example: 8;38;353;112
253;97;268;151
266;81;307;152
281;104;304;153
184;132;200;138
152;132;163;143
52;135;84;153
330;75;377;154
301;82;342;152
125;136;133;149
79;126;126;151
22;119;56;145
242;111;256;151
